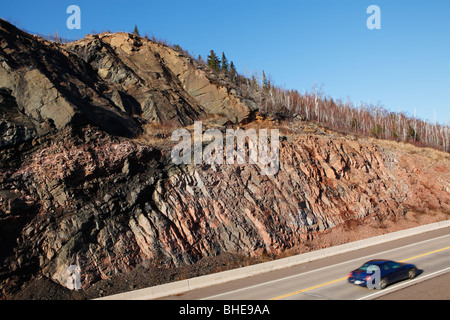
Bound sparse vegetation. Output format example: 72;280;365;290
207;50;221;72
27;21;449;153
246;79;449;152
194;47;449;153
133;25;140;36
220;52;229;73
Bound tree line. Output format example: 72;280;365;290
243;78;449;152
201;48;449;153
204;50;237;82
131;25;449;153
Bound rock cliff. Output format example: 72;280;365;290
0;19;448;299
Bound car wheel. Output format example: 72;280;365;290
379;278;387;290
408;268;417;279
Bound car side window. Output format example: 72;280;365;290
384;262;400;270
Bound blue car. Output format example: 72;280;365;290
348;259;418;289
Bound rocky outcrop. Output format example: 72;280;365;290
0;125;162;289
0;20;143;138
66;33;204;126
0;19;254;140
134;130;449;260
1;121;448;297
66;32;255;125
149;43;256;122
0;19;448;299
0;88;38;147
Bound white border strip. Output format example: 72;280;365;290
96;220;450;300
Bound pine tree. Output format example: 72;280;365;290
207;50;221;72
133;25;140;36
251;75;258;89
173;44;182;52
407;122;418;141
221;52;229;74
229;61;237;82
262;70;270;92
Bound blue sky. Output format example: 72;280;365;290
1;0;449;124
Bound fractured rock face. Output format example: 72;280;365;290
0;125;163;289
0;19;448;297
0;19;143;138
0;88;38;147
0;18;256;142
149;42;256;122
66;32;254;126
1;122;448;294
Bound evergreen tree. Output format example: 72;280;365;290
407;122;418;141
262;70;270;92
221;52;229;73
229;61;237;81
251;75;258;89
133;25;140;36
207;50;221;72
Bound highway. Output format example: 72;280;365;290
159;227;450;300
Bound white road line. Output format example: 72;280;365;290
357;267;450;300
202;233;450;300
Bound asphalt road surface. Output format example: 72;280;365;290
374;271;450;300
159;227;450;300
